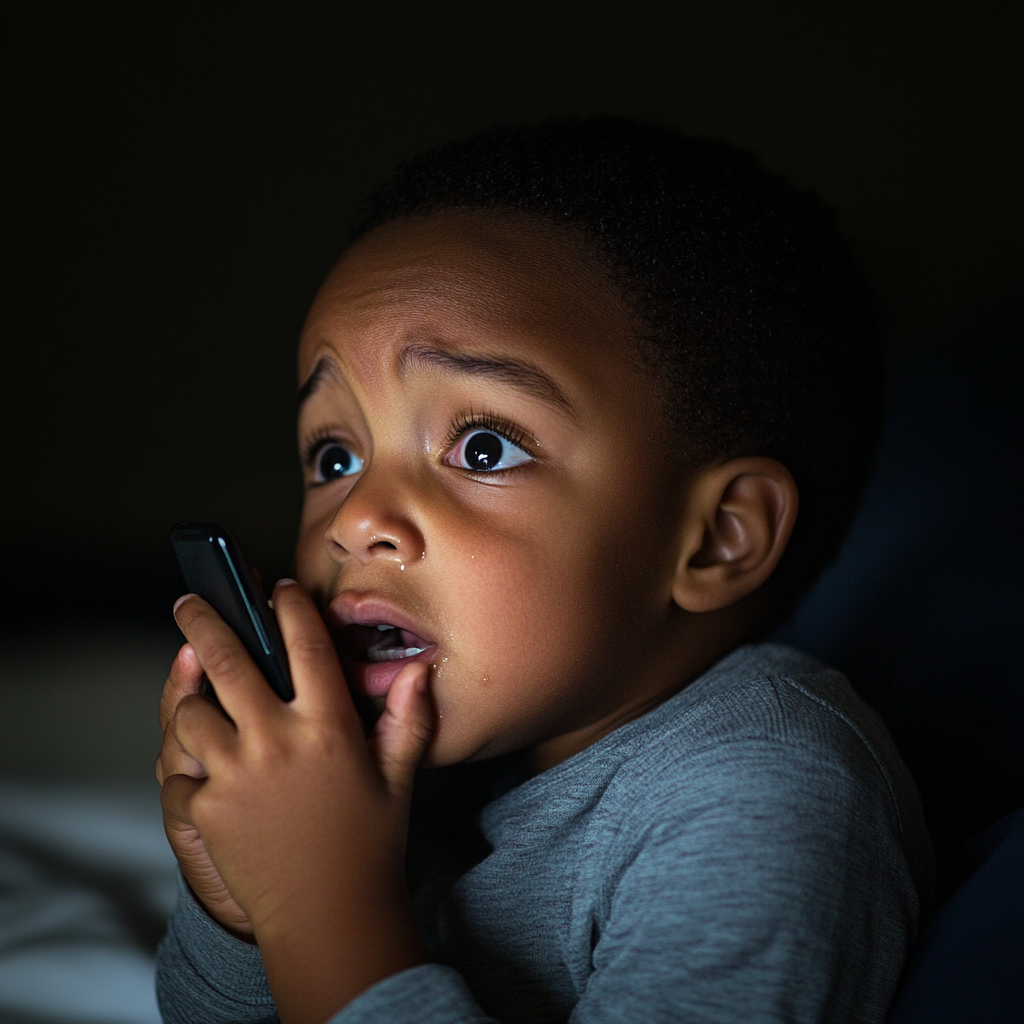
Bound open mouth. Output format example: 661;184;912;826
341;623;433;663
336;620;436;701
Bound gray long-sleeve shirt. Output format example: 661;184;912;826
156;643;933;1023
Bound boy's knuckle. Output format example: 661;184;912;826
190;789;215;827
409;718;434;746
159;738;191;780
291;632;334;662
160;682;185;725
307;721;342;757
205;643;245;683
251;730;289;766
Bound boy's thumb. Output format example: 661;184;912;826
373;662;434;800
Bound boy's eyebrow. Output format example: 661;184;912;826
297;355;344;407
298;345;577;419
397;342;576;417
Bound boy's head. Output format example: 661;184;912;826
293;117;882;770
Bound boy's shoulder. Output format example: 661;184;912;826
578;642;933;891
487;643;925;869
656;642;897;767
618;641;904;783
471;643;932;1022
603;644;913;810
484;641;932;903
497;641;920;829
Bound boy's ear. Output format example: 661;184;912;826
671;457;798;613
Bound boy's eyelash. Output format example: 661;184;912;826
300;413;534;468
301;427;345;467
443;410;534;456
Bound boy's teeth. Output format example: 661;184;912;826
354;624;430;662
367;646;427;663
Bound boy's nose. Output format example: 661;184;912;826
322;471;425;567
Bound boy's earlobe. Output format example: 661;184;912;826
671;458;798;613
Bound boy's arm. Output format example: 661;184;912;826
155;870;498;1024
156;872;278;1024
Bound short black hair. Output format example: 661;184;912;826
352;116;884;618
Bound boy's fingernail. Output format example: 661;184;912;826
173;595;191;613
277;577;298;587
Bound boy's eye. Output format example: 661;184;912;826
314;441;364;483
448;429;533;473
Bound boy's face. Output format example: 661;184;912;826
294;212;690;769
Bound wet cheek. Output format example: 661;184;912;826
422;511;655;762
439;543;600;691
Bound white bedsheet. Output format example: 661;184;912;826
0;625;181;1023
0;782;177;1024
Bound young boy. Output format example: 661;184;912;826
155;118;933;1023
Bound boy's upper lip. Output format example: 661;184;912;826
325;592;435;646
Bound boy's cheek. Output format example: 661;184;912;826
423;563;631;763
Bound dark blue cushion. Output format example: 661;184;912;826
887;809;1024;1023
774;312;1023;870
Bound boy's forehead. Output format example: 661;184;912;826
296;212;637;384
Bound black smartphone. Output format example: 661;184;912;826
171;523;294;701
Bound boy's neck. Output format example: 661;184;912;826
524;600;764;776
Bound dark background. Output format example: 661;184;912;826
2;3;1022;875
3;1;1021;614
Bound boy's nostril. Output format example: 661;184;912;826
373;540;398;551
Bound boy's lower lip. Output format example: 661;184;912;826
342;646;436;697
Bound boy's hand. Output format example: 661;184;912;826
159;580;434;1024
157;641;256;937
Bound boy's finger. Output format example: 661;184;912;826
174;594;281;728
372;662;434;801
272;580;361;728
156;725;208;786
160;771;204;829
157;643;209;785
171;692;238;770
158;642;204;734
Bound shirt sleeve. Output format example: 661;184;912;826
155;872;498;1024
155;872;279;1024
329;964;497;1024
